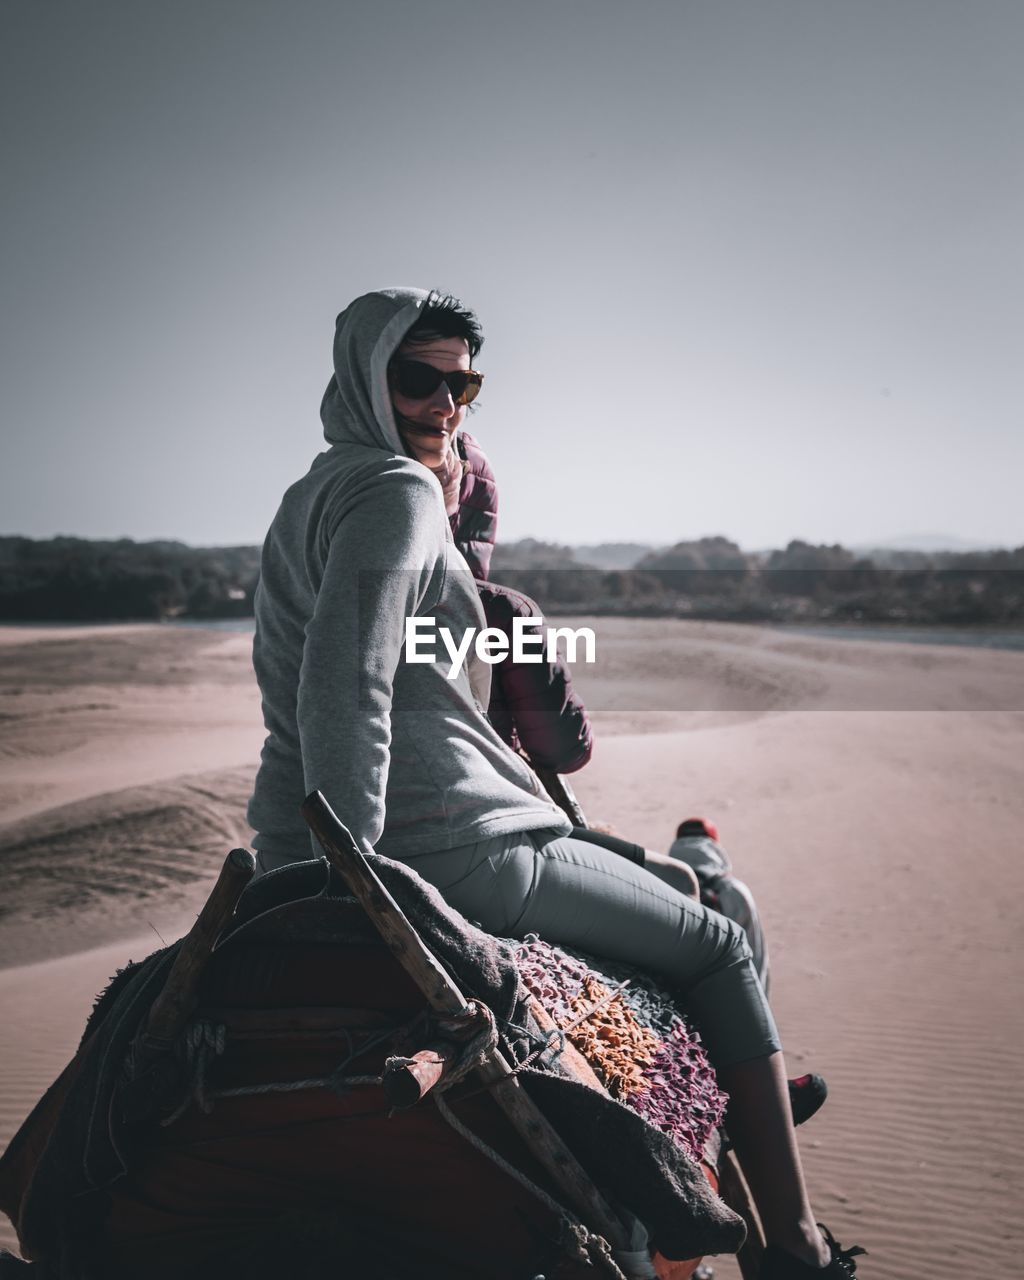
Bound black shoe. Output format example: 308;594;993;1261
789;1072;828;1126
760;1224;866;1278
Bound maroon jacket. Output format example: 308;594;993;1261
451;429;497;580
451;431;593;775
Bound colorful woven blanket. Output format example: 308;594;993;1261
515;937;727;1164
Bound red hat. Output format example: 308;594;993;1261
676;817;719;842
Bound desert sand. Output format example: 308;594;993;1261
1;620;1022;1278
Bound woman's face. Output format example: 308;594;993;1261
389;335;470;466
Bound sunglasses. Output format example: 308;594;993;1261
390;359;484;407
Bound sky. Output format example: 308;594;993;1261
1;0;1022;551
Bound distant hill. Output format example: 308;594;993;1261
571;543;659;570
857;534;1001;554
489;538;580;570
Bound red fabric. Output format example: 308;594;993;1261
104;1083;579;1277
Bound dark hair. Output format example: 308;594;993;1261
401;290;484;360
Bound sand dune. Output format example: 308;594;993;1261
1;622;1022;1277
0;625;262;830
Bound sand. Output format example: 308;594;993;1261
1;620;1022;1277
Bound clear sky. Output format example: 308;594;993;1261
2;0;1021;550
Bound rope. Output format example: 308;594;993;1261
433;1092;629;1280
208;1073;383;1100
493;1005;559;1068
162;1017;414;1120
431;1001;498;1091
161;1004;502;1118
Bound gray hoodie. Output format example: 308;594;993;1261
247;287;570;862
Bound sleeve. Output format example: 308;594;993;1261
297;466;446;852
480;583;594;775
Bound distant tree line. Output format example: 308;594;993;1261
491;537;1024;625
0;537;260;621
1;535;1021;625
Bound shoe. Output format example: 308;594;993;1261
760;1224;866;1278
789;1072;828;1126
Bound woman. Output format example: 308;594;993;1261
247;287;864;1279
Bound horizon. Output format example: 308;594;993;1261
2;2;1022;550
1;528;1016;556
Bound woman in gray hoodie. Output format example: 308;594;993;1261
247;288;863;1279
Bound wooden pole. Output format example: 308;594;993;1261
300;790;631;1256
717;1151;765;1280
143;847;255;1048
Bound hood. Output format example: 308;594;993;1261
319;286;431;452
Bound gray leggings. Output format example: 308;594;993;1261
409;827;780;1069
